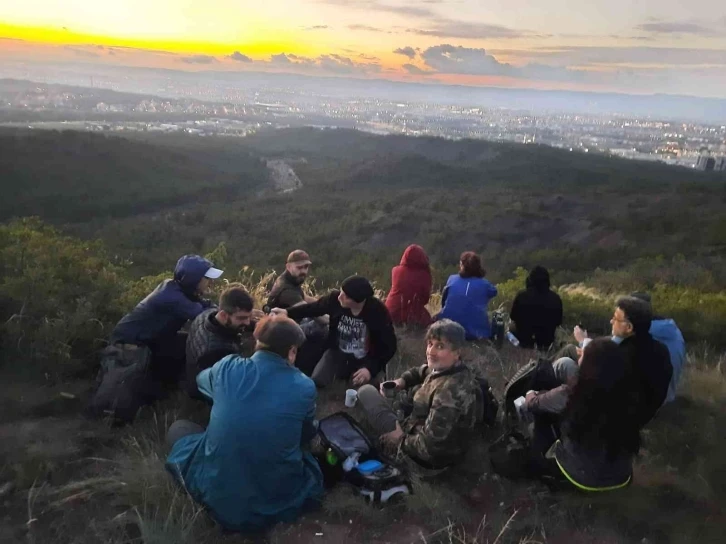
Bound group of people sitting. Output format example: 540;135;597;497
92;246;686;532
517;294;682;490
386;244;563;347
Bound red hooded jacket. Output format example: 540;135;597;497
385;245;432;326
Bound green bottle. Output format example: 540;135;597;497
325;449;338;465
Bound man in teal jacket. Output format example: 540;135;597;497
165;315;324;532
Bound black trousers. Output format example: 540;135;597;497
149;331;188;386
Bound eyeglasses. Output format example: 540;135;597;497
611;316;631;324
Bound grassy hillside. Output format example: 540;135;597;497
1;127;725;340
0;128;269;222
87;129;726;289
1;128;726;542
1;222;725;543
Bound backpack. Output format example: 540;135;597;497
85;344;160;425
488;429;532;480
502;357;559;424
317;412;410;504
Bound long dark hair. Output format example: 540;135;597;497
564;338;640;458
459;251;485;278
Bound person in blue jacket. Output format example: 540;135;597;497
631;292;686;404
110;254;222;383
437;252;498;340
165;315;324;532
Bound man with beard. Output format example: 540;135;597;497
268;249;328;376
185;284;261;399
268;250;316;309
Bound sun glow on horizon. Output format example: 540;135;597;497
3;1;726;97
0;21;318;58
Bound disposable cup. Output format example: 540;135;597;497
345;389;358;408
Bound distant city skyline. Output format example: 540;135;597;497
2;1;726;98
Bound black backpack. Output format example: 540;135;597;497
317;412;410;503
502;357;560;424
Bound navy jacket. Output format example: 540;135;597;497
111;255;214;346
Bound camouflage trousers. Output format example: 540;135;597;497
357;385;448;480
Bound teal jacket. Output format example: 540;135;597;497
166;351;323;531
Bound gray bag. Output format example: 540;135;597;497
86;344;158;424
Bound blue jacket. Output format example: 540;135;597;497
439;274;498;340
111;255;214;346
166;351;324;532
650;319;686;404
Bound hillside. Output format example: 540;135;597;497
1;127;726;543
1;218;725;544
2;126;726;289
0;128;269;222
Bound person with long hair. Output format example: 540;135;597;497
547;337;640;491
385;244;433;327
437;251;498;340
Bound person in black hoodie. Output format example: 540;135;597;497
611;296;672;428
510;266;563;349
273;276;397;388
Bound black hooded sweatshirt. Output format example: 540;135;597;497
510;266;563;349
287;291;397;377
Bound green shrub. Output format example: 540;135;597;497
0;218;127;377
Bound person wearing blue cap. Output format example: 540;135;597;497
88;255;224;423
110;254;223;382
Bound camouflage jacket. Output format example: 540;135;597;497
399;363;483;468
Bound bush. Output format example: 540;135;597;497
3;218;726;383
0;218;128;377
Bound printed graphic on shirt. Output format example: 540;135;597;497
337;314;368;359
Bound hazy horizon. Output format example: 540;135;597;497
4;60;726;124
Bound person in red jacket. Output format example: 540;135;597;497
385;244;433;327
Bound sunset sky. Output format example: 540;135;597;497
2;1;726;96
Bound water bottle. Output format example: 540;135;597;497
325;449;338;466
506;331;520;347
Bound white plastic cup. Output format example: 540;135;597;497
345;389;358;408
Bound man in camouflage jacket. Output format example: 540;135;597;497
358;319;483;469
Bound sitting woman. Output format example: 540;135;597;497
535;337;640;491
438;251;498;340
357;319;483;470
385;244;433;327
